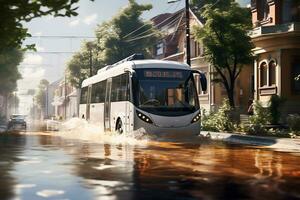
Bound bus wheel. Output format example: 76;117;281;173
116;119;123;134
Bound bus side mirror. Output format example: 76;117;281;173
192;70;207;92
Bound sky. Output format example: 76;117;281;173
17;0;249;114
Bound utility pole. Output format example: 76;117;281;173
46;85;48;119
14;92;17;114
89;49;93;77
168;0;191;66
185;0;191;66
64;75;67;120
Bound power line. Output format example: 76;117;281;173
125;13;184;42
25;51;77;54
30;35;96;39
122;1;181;39
124;3;184;39
125;0;221;44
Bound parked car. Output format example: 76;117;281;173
46;119;60;131
7;114;27;130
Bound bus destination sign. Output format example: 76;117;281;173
144;70;183;78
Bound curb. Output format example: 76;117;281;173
200;131;300;152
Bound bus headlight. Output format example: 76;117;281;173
136;110;153;124
191;113;201;123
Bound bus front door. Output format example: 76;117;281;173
104;78;112;131
86;85;92;121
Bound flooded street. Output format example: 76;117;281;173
0;130;300;200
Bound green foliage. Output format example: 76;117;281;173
287;114;300;135
35;79;49;109
66;41;101;88
269;95;285;124
0;49;23;95
244;101;270;135
249;101;271;125
243;96;285;135
67;0;160;88
0;0;84;52
201;99;235;132
192;0;253;108
96;0;159;65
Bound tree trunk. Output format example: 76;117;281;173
227;88;235;108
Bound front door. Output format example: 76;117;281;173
104;78;112;131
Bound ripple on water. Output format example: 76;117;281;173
36;189;65;198
15;184;36;189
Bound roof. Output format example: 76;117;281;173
81;59;190;87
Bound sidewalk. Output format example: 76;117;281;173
200;131;300;152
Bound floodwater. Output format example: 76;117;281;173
1;123;300;200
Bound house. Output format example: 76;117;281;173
44;79;61;119
249;0;300;117
151;8;253;113
51;78;79;120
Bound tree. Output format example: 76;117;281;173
0;0;85;52
0;49;23;95
192;0;253;108
67;0;160;88
96;0;160;65
8;93;20;114
35;79;49;109
66;41;102;88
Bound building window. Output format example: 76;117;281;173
258;0;269;21
282;0;300;23
269;61;276;86
292;58;300;94
260;62;268;87
291;1;300;22
156;43;164;56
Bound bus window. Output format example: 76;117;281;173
80;87;88;104
91;80;107;103
119;73;129;101
111;76;120;102
111;73;130;102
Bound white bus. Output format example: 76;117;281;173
79;54;207;136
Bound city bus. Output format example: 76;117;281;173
79;54;207;136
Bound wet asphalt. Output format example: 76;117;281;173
0;131;300;200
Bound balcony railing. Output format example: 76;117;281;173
249;22;300;38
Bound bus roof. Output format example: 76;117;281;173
81;59;190;88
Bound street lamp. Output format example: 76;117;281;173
168;0;191;66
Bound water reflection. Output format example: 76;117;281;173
0;134;26;200
38;134;300;200
1;133;300;200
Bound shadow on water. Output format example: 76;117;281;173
0;133;26;200
36;134;300;200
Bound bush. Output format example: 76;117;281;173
287;114;300;135
269;95;285;124
201;99;235;132
244;101;270;135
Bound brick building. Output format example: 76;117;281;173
250;0;300;117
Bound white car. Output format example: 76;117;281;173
46;119;61;131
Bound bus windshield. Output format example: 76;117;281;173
134;68;199;116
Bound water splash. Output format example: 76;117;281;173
52;118;150;146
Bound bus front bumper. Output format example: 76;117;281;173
134;119;200;139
